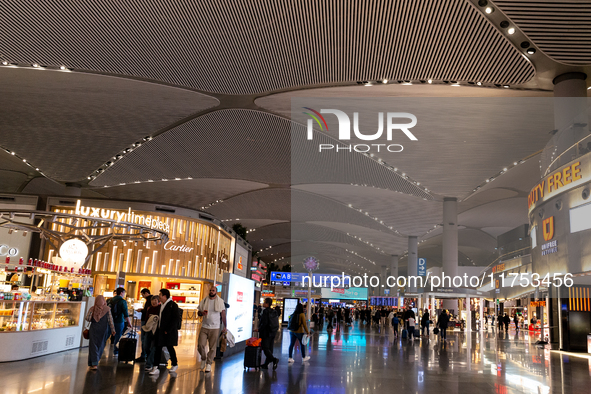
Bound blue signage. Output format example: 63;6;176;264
271;272;352;286
418;258;426;277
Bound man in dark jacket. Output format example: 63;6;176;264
136;288;151;362
257;297;279;370
149;289;179;375
109;287;132;356
438;310;449;340
503;313;510;331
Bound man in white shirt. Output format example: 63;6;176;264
408;316;416;339
197;286;227;372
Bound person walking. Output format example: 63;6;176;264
438;310;449;341
513;314;519;332
503;313;510;332
149;289;180;375
326;307;334;330
108;287;132;356
288;303;310;364
136;288;151;362
257;297;279;370
86;295;116;370
421;311;430;336
142;295;161;372
408;315;416;339
196;286;227;373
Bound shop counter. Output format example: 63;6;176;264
0;300;85;362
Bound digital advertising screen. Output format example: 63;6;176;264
234;243;249;278
225;273;255;343
321;287;368;300
282;297;299;323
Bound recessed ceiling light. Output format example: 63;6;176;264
503;85;510;88
526;48;536;55
508;28;515;35
1;61;7;66
59;66;66;70
476;82;482;86
485;7;494;13
32;63;40;68
427;79;433;84
382;79;388;84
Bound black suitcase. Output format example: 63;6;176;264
118;336;137;363
244;346;262;370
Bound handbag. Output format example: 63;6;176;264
302;334;309;346
83;321;90;340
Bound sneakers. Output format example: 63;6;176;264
205;364;211;372
302;356;311;363
148;367;160;375
200;361;206;370
288;358;295;363
169;365;178;372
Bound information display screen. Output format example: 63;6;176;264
283;298;299;323
225;274;255;343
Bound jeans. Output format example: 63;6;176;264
140;321;147;358
440;327;447;339
113;322;125;353
145;332;156;368
422;323;429;335
408;326;415;338
288;332;306;358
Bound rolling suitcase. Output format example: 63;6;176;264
244;346;262;370
401;329;408;339
118;330;137;363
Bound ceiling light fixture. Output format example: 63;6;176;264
485;6;494;14
427;79;432;84
382;79;388;84
526;48;536;55
508;28;515;35
32;63;40;68
59;66;66;70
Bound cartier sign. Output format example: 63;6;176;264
163;241;194;253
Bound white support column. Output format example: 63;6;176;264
479;298;484;332
466;295;471;333
408;236;418;293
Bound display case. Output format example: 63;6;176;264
0;301;82;331
0;300;86;361
167;282;201;310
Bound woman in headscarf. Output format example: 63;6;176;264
86;295;116;370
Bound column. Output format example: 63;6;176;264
390;255;399;292
381;265;387;296
466;295;471;334
408;236;418;293
479;298;484;332
442;197;458;310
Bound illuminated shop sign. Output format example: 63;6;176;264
528;162;583;212
163;241;194;253
540;216;558;256
492;264;505;273
0;245;18;257
530;301;546;307
75;200;170;233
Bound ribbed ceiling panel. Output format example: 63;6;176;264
495;1;591;65
92;109;434;199
0;0;534;94
0;68;217;182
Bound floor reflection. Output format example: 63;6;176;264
0;323;590;393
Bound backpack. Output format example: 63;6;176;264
268;309;279;333
177;307;183;330
392;316;399;325
109;298;123;321
288;313;301;331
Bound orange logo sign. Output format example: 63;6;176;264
237;256;243;271
543;216;554;241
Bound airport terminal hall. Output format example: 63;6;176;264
2;1;591;393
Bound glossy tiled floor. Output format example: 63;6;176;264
1;322;590;394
